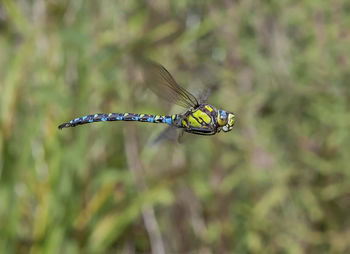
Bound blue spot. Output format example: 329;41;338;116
82;116;87;120
219;110;227;118
74;118;79;122
89;119;93;123
70;120;73;124
165;117;172;125
117;116;123;120
135;117;139;121
147;117;154;123
101;117;107;121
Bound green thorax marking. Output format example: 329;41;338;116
181;104;217;129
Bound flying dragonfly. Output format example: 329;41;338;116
58;62;235;135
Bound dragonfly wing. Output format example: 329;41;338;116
144;61;200;108
195;82;219;104
151;125;180;145
196;88;211;104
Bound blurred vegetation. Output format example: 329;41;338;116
1;0;350;253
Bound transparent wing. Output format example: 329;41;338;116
196;88;211;104
144;61;200;109
150;126;182;145
195;82;219;104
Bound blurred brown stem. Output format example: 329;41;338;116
124;126;166;254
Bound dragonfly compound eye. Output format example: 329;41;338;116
217;110;228;126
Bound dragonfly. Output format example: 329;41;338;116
58;62;235;136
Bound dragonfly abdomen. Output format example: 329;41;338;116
58;113;179;129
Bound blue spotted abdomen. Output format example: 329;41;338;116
58;113;179;129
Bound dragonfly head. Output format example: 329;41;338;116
217;110;235;132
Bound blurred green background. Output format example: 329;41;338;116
1;0;350;253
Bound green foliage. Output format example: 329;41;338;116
1;0;350;253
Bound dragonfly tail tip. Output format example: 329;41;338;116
58;123;71;130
